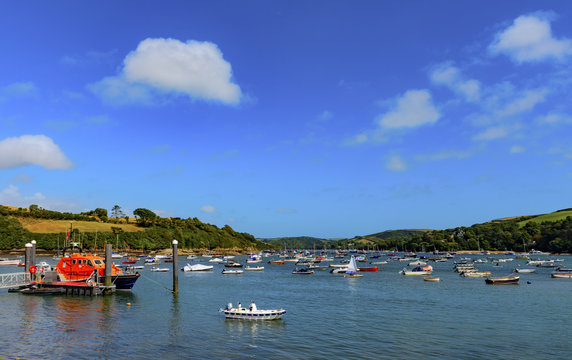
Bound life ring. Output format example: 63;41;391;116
29;265;37;274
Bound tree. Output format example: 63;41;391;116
111;205;124;218
133;208;157;226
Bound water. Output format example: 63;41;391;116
1;255;571;359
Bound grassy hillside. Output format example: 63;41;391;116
17;217;143;233
517;208;572;227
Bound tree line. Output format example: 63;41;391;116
0;205;270;251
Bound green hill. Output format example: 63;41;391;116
517;208;572;227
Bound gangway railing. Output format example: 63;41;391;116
0;272;31;288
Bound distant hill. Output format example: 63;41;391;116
260;236;330;249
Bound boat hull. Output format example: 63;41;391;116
223;309;286;320
485;276;519;284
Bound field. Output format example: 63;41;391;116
518;209;572;227
17;217;143;234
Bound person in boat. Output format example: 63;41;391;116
249;301;257;311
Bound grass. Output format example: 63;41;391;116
17;217;143;234
518;209;572;227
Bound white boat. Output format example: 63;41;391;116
182;263;213;272
209;257;224;263
330;267;349;274
150;267;169;272
370;261;387;265
144;258;160;265
408;260;427;266
0;258;21;265
461;271;491;278
220;301;286;320
400;265;433;275
186;255;198;260
244;266;264;271
515;268;535;273
222;269;243;275
424;276;440;282
344;255;363;278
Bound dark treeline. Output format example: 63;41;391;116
0;206;269;251
369;217;572;253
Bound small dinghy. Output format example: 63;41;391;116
344;255;363;278
424;276;440;282
292;268;314;275
220;301;286;320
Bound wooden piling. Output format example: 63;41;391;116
31;240;36;267
105;244;112;287
24;243;32;273
172;240;178;294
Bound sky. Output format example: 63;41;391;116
1;1;572;239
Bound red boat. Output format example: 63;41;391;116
358;266;379;272
268;260;285;265
55;246;140;290
122;260;137;264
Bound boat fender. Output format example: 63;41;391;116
527;281;532;284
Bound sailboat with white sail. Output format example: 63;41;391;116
344;255;363;278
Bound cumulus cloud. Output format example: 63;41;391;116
386;155;407;172
377;89;440;129
430;63;481;102
200;205;216;213
489;14;572;63
510;145;525;153
90;38;242;105
0;135;72;170
537;113;572;124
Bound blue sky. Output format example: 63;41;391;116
1;1;572;238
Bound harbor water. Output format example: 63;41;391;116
1;254;571;359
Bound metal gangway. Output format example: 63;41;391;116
0;272;31;288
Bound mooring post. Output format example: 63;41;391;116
105;243;112;287
24;243;32;273
172;240;178;294
31;240;36;266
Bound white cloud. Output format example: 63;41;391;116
0;81;37;102
377;89;440;129
200;205;216;213
0;185;80;212
0;135;72;170
489;14;572;63
510;145;525;153
386;155;407;172
496;88;547;117
90;38;242;105
537;113;572;124
473;126;509;141
430;64;481;102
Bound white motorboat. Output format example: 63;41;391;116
515;268;535;273
0;258;21;265
144;258;160;265
182;263;213;272
400;265;433;275
209;257;224;263
330;267;349;274
186;255;198;260
244;266;264;271
222;269;243;274
220;301;286;320
461;271;491;278
150;267;169;272
408;260;427;267
424;276;440;282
